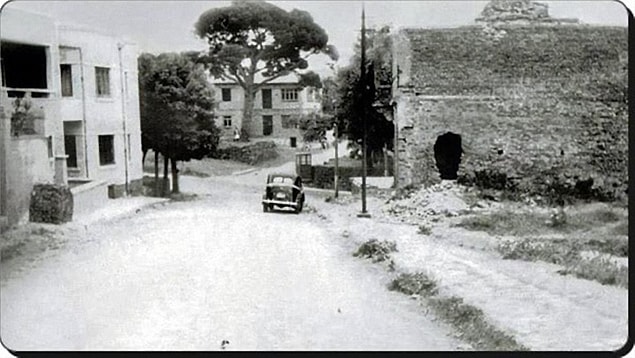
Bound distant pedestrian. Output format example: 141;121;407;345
233;127;240;141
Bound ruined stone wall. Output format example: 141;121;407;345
394;24;628;199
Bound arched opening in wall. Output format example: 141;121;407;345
433;132;463;180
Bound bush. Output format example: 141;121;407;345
353;239;397;263
388;272;438;296
29;184;73;224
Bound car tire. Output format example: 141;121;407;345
295;198;303;214
263;204;268;212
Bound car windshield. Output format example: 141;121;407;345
271;176;294;184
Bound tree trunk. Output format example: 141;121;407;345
171;158;179;194
163;154;169;197
242;86;255;140
142;148;148;168
154;150;159;197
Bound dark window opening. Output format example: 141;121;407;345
95;67;110;97
1;41;48;89
98;135;115;165
222;88;231;102
262;89;272;109
65;135;78;168
433;132;463;180
61;64;73;97
263;115;273;136
223;116;232;127
47;136;54;158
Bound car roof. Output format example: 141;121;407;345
268;173;298;179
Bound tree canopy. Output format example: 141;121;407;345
333;26;394;163
139;52;220;192
194;0;338;137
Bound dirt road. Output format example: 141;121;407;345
0;178;462;351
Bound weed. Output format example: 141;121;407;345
417;225;432;236
388;272;438;296
558;256;628;288
353;239;397;263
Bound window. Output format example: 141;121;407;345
281;115;297;129
98;135;115;165
281;88;299;102
60;64;73;97
47;136;54;158
64;135;77;168
0;42;47;90
223;116;232;128
95;67;110;97
263;115;273;136
222;88;231;102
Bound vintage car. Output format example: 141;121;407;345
262;173;305;214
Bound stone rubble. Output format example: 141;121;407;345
382;180;472;225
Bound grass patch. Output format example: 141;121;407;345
181;167;210;178
428;296;528;351
584;237;628;257
388;271;527;351
455;207;626;237
498;237;628;288
169;192;199;202
497;239;581;265
558;256;628;288
353;239;397;263
610;222;628;236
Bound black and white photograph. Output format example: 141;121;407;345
0;0;630;352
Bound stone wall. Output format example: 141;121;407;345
215;141;278;165
393;22;628;200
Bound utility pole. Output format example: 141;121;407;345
358;2;371;218
333;121;339;198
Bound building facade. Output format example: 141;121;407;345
390;0;628;198
1;8;143;229
213;74;322;147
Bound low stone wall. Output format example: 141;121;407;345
71;180;108;218
215;141;278;165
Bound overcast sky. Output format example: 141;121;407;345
2;0;630;76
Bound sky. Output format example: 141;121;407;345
1;0;630;76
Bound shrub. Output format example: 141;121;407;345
353;239;397;263
388;272;438;296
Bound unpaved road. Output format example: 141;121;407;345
0;178;462;351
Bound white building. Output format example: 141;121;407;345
1;8;143;229
213;73;322;147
